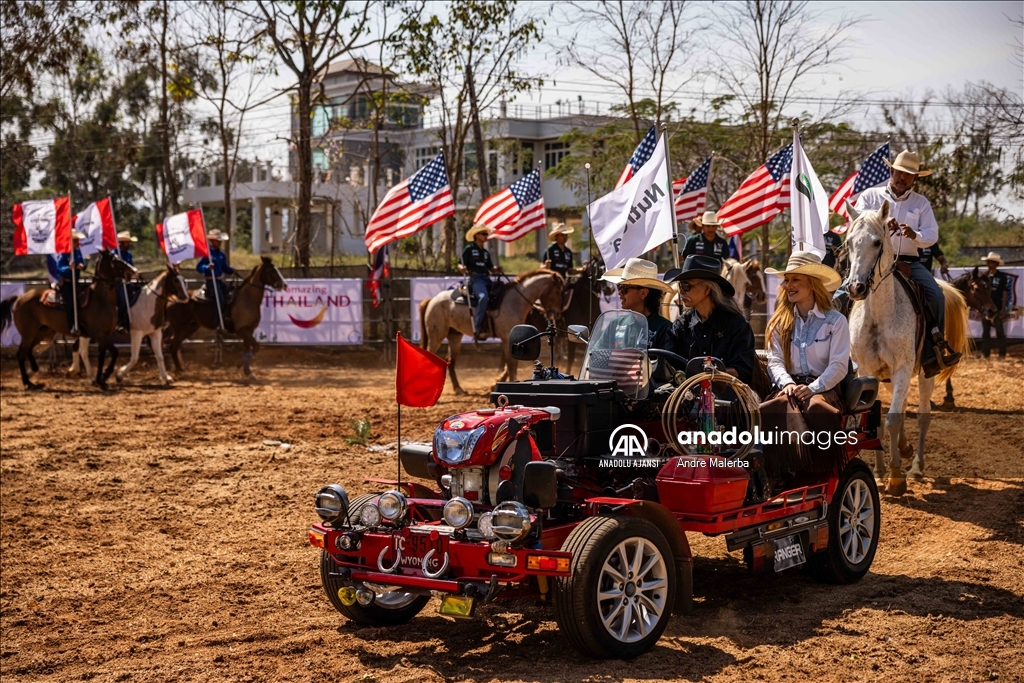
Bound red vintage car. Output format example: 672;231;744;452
309;310;883;659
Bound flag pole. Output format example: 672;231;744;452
110;199;132;328
790;118;800;257
660;124;681;269
69;195;80;336
397;403;402;492
199;206;226;331
584;163;594;326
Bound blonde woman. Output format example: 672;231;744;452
760;251;849;470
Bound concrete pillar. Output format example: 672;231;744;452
252;198;263;254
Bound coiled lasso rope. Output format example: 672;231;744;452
660;368;762;461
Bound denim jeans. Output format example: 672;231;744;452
469;275;490;334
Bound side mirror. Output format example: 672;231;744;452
567;325;590;343
509;324;541;361
522;461;558;509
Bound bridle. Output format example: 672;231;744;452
845;221;897;295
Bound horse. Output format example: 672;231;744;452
844;201;969;495
936;267;997;407
419;269;565;395
662;258;766;322
0;251;137;390
68;265;189;385
165;257;287;378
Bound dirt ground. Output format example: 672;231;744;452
1;343;1022;683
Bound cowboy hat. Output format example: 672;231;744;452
688;216;703;232
698;211;721;227
548;223;573;239
601;258;672;293
116;231;138;243
465;224;491;242
765;251;842;292
981;251;1004;265
207;230;229;242
883;150;932;177
665;254;735;297
71;231;86;240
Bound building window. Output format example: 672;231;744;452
544;141;568;170
519;141;534;175
414;146;439;169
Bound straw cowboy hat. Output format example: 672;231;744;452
981;251;1004;265
116;231;138;243
765;250;843;292
884;150;932;177
71;230;86;240
665;254;735;297
207;229;229;241
698;211;721;227
548;223;573;239
465;224;491;241
601;258;672;293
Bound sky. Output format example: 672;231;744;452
229;0;1022;174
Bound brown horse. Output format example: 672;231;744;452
165;256;287;378
419;269;565;394
937;267;997;407
0;251;137;390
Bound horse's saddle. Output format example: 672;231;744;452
451;281;505;311
42;287;90;309
893;262;930;357
192;283;235;306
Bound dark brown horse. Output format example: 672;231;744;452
0;251;137;390
165;256;287;378
937;267;997;407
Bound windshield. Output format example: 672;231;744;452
580;310;651;399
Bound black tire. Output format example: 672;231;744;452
806;459;881;584
345;493;379;526
319;551;429;626
553;515;676;659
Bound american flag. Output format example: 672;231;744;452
616;126;658;188
672;156;713;223
364;153;455;253
586;348;645;394
367;244;390;308
828;142;891;232
474;169;546;242
718;144;794;236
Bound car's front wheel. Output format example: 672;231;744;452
319;551;429;626
553;515;676;659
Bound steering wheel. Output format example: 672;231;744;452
647;348;689;383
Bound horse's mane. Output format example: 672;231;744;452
514;268;564;284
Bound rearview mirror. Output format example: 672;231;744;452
567;325;590;343
509;325;541;361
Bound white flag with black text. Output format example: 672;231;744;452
589;135;675;270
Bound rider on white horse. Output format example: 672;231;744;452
848;150;961;377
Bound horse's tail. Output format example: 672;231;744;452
937;280;968;383
418;297;431;349
0;296;16;336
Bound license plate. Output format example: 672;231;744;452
394;531;449;572
773;534;806;572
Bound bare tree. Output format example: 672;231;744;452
711;0;859;263
561;0;704;142
253;0;374;275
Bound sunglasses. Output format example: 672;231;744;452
616;284;642;294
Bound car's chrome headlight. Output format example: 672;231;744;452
477;511;496;540
443;497;474;530
314;484;349;526
490;501;532;543
359;502;382;527
377;490;408;522
433;425;486;465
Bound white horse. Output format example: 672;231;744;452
845;201;968;495
71;265;189;385
419;270;565;394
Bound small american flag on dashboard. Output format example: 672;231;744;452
586;348;645;393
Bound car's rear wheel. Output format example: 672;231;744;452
319;551;429;626
553;515;675;659
806;459;881;583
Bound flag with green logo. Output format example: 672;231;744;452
789;130;827;257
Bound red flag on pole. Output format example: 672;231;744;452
74;197;118;256
396;332;447;407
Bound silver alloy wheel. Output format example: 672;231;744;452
596;537;669;643
839;479;875;564
362;583;421;609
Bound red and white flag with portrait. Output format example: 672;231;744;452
12;197;72;255
156;209;208;264
74;197;118;257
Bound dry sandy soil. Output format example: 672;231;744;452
1;344;1022;683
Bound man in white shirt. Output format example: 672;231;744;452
854;150;961;375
